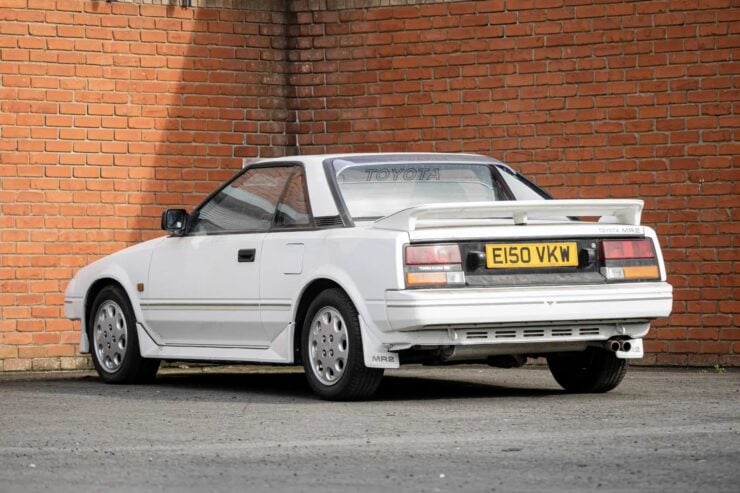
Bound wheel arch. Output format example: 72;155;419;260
84;278;128;333
84;275;161;383
81;273;140;353
292;278;346;364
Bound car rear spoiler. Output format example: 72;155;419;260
372;199;644;232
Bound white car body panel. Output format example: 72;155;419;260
136;320;294;363
65;237;165;353
64;153;673;370
302;161;341;218
145;233;268;347
384;283;672;331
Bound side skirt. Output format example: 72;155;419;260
136;321;295;364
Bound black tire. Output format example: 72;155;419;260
88;285;160;384
547;347;628;393
301;288;384;401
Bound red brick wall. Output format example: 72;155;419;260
0;0;290;370
0;0;737;370
287;0;739;366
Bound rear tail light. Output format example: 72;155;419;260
600;239;660;282
404;244;465;288
405;244;462;265
601;239;655;260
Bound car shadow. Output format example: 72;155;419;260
149;370;561;402
375;374;560;401
0;367;563;404
2;368;560;404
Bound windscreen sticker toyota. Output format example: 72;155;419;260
365;168;441;181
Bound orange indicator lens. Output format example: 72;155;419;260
623;265;660;279
405;272;447;286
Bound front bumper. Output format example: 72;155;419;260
64;295;88;353
64;296;83;321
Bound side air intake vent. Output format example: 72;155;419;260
314;216;344;228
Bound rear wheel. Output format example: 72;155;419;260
89;285;160;384
301;289;383;400
547;347;627;393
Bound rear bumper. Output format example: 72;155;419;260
384;282;673;332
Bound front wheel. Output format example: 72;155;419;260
89;285;160;384
547;347;627;393
301;289;384;401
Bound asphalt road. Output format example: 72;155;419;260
0;365;737;492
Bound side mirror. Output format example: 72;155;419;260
161;209;189;235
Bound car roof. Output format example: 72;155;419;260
253;152;507;168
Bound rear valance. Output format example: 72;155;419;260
372;199;644;232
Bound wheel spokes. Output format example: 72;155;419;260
308;307;349;386
93;300;128;373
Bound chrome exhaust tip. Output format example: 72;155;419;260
608;340;621;352
621;341;632;352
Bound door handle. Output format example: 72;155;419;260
238;249;256;263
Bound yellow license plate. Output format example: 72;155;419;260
485;242;578;269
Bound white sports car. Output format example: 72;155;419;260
64;153;673;400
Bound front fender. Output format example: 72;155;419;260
69;264;146;355
65;238;162;353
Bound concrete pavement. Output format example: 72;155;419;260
0;365;737;492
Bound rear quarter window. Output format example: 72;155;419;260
497;167;549;201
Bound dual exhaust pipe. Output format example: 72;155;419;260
607;339;632;353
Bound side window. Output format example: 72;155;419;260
274;167;311;228
190;167;293;234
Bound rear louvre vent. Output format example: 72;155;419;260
314;216;343;228
523;329;546;338
551;328;573;337
457;326;602;341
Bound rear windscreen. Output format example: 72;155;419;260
332;161;504;219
